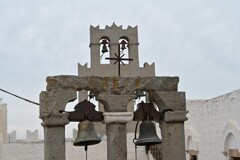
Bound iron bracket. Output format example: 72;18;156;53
60;99;104;122
133;101;173;121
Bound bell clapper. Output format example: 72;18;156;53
133;121;140;160
134;144;138;160
85;145;88;160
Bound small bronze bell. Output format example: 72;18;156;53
101;44;108;53
88;91;95;99
135;90;146;99
120;39;127;51
74;120;101;146
101;39;108;53
135;121;162;146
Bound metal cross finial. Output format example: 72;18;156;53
105;52;133;76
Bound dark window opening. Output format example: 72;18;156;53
190;155;197;160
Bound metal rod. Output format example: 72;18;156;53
105;44;132;77
85;145;88;160
133;121;140;160
135;145;138;160
118;44;121;76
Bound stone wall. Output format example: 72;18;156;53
2;131;150;160
185;89;240;160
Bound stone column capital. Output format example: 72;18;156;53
103;112;133;124
41;113;70;126
164;110;188;123
96;94;136;112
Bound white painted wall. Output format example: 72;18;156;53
185;89;240;160
2;133;149;160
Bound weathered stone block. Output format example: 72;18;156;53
164;111;188;122
103;112;133;123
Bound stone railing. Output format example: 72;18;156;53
150;144;163;160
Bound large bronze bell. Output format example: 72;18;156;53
74;120;101;146
135;121;162;146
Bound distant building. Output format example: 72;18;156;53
0;98;7;143
0;98;7;160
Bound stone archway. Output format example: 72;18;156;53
222;120;240;158
40;76;186;160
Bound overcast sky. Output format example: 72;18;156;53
0;0;240;138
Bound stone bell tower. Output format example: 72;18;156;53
78;23;155;77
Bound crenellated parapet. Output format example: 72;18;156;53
78;61;155;77
90;23;137;30
7;129;87;143
8;130;40;143
89;23;138;45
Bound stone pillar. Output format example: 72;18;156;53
40;89;77;160
97;94;135;160
149;91;187;160
42;113;70;160
160;111;188;160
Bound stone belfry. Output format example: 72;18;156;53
78;23;155;77
40;23;187;160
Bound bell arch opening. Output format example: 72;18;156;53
65;98;79;139
131;89;162;146
99;37;110;64
119;37;129;64
133;90;147;111
65;89;106;140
